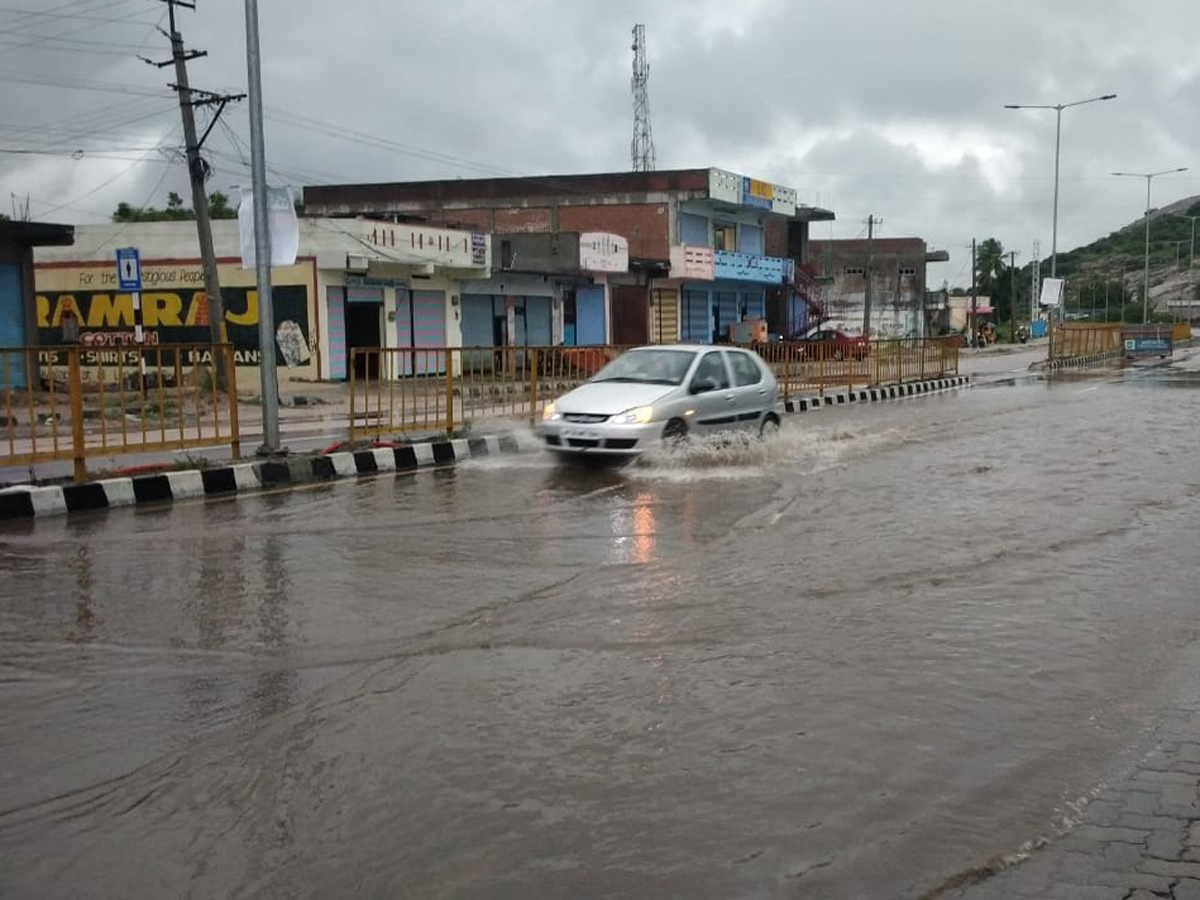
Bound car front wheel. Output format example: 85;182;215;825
662;418;689;447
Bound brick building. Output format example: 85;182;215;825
304;168;834;347
809;237;949;338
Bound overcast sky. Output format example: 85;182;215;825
2;0;1198;287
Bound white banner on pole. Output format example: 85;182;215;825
1039;277;1064;307
238;185;299;269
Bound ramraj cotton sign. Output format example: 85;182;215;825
36;286;312;368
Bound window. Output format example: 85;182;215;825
680;212;709;246
713;222;737;252
899;266;917;277
691;351;730;391
844;266;865;276
740;224;764;256
728;350;763;386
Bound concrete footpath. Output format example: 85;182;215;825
0;374;970;520
945;707;1200;900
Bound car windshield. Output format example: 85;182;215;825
589;349;696;386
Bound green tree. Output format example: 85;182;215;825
111;192;237;222
975;238;1005;298
207;191;236;219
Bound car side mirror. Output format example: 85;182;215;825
689;379;716;395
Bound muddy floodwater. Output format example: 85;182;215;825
3;359;1200;899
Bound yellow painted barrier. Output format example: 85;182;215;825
348;339;961;438
1;343;240;481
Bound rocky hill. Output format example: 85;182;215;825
1048;195;1200;315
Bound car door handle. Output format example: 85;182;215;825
725;395;736;403
757;389;768;395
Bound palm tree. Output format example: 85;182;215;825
975;238;1006;298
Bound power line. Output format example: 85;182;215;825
0;67;169;98
0;1;153;52
32;125;181;218
0;5;158;26
0;147;173;157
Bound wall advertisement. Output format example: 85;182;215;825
35;284;312;368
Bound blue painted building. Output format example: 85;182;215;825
666;169;831;344
0;221;74;388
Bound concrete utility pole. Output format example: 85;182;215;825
862;215;878;337
1009;250;1020;341
154;1;245;358
1031;240;1040;322
1113;264;1123;324
245;0;280;454
970;237;977;340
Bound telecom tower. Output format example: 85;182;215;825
630;24;656;172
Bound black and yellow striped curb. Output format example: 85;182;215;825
0;434;521;521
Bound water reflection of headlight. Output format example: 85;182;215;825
632;492;655;565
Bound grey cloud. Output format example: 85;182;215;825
2;0;1198;284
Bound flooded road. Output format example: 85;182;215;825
3;354;1200;899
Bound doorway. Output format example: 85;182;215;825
346;301;381;379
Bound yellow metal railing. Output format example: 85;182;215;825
1;343;240;482
348;339;960;439
751;337;959;400
1051;323;1124;359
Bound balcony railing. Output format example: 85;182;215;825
712;249;790;284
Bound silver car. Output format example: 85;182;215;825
536;345;782;457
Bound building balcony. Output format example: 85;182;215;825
712;249;791;284
669;245;796;285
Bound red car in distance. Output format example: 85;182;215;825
793;328;871;361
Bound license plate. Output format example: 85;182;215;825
562;429;599;440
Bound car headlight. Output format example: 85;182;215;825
542;401;561;422
614;405;653;425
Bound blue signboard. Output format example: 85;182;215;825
740;176;773;210
116;247;142;291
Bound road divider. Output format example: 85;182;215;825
0;373;971;522
0;433;522;521
783;375;971;411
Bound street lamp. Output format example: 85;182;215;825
1171;213;1200;269
1113;168;1188;323
1004;94;1117;294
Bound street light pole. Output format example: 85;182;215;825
245;0;280;453
1172;213;1199;269
1005;94;1116;297
1113;168;1188;324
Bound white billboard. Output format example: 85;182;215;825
1039;277;1064;307
579;232;629;273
